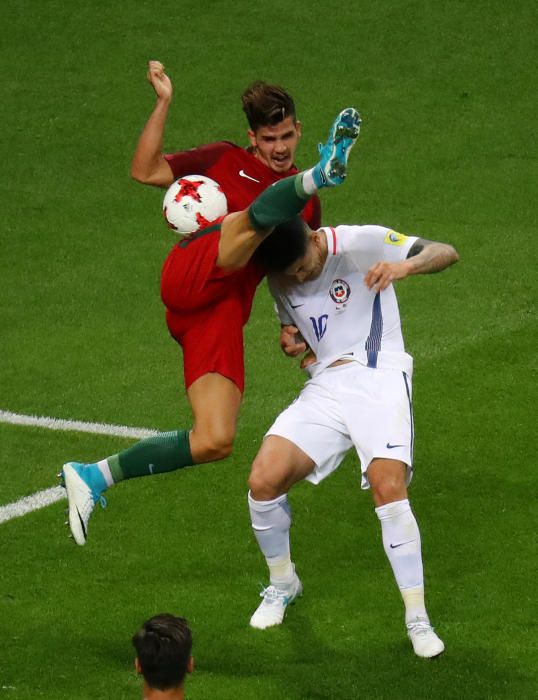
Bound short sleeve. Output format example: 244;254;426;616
336;225;418;273
164;141;235;179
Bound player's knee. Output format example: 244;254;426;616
248;476;279;501
192;433;234;463
248;463;280;501
205;439;234;462
368;459;408;505
370;475;406;505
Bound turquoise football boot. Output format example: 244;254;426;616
313;107;362;187
60;462;107;545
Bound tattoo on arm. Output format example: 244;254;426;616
407;240;425;258
406;238;459;274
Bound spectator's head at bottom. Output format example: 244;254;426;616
133;613;193;692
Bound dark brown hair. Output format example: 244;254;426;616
241;81;296;131
255;217;309;272
132;614;192;691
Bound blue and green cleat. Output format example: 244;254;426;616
60;462;107;545
313;107;362;188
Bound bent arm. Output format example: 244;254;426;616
280;325;307;356
130;61;175;188
280;325;316;369
364;238;459;291
404;238;460;275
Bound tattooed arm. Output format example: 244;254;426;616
364;238;459;292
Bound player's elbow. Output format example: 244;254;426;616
130;160;172;188
130;163;153;185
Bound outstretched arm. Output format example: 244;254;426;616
364;238;459;292
130;61;176;187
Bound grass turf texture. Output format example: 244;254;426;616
1;0;537;698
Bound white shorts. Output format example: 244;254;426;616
267;363;414;489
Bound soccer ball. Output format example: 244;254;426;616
162;175;228;236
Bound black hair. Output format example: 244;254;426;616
255;217;309;272
132;614;192;691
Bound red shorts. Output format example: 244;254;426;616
161;226;264;393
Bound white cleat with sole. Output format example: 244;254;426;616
61;462;106;545
250;573;303;629
407;616;445;658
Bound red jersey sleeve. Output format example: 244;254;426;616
303;194;321;230
164;141;236;179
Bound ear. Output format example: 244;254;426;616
295;120;302;137
247;129;257;148
187;656;194;674
135;658;142;675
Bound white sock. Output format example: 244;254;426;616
97;459;114;488
248;491;294;587
401;586;428;623
375;499;428;623
301;168;318;195
266;554;294;587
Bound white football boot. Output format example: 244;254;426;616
250;571;303;629
406;616;445;658
60;462;107;545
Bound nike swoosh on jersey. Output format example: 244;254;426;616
291;303;304;309
386;443;405;449
239;169;261;183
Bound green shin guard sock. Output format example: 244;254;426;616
108;430;193;482
248;173;310;230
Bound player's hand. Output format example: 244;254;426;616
147;60;173;101
280;325;307;357
364;260;411;292
300;349;317;369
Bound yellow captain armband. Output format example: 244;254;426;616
384;230;408;246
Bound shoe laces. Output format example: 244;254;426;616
259;584;287;604
407;617;434;636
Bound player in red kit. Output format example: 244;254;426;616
59;60;360;546
130;61;320;224
130;61;319;466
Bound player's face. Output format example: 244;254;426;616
249;117;302;173
285;237;325;282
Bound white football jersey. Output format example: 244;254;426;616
268;225;418;377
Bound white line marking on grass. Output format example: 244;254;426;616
0;410;160;525
0;410;158;439
0;486;66;524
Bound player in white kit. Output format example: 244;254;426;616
248;221;459;658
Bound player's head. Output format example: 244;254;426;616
254;216;310;273
283;228;328;282
242;81;301;173
133;614;193;693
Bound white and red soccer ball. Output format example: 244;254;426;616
163;175;228;236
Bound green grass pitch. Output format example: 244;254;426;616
1;1;536;698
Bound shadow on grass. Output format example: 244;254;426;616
199;606;534;700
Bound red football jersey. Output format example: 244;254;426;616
165;141;321;229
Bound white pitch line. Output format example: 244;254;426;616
0;486;66;524
0;410;159;525
0;409;158;439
